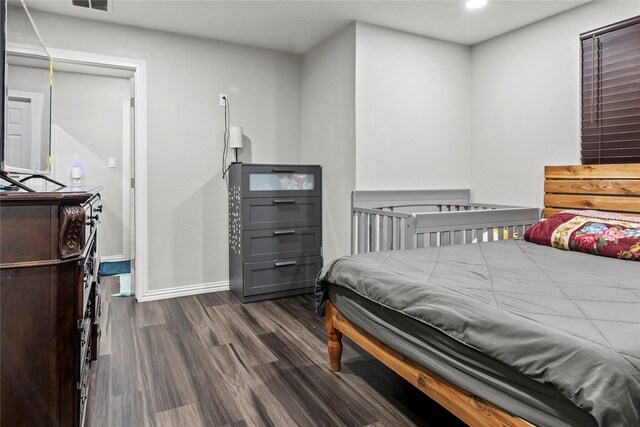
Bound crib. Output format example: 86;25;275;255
351;190;540;254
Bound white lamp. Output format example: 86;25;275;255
71;165;84;186
229;126;243;163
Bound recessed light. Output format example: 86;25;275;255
466;0;487;9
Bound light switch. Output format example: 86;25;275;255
108;158;116;168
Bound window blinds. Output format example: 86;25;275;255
581;16;640;164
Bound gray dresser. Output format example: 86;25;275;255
228;163;323;302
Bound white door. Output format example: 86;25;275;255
6;98;32;167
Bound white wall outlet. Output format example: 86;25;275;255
108;158;116;168
219;94;228;107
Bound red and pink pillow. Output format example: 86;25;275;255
524;210;640;261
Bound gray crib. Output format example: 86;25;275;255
351;190;540;254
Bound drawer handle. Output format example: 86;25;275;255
274;260;297;268
272;168;295;173
273;229;295;235
273;199;295;204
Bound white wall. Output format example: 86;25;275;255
301;22;472;261
51;71;131;260
355;23;471;190
301;24;356;263
470;0;640;207
8;7;302;293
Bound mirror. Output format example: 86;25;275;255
2;3;52;175
5;53;51;174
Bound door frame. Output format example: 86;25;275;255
121;99;132;262
7;42;149;301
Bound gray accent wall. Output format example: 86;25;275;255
301;24;356;264
8;7;302;292
355;23;471;191
470;0;640;207
301;22;471;263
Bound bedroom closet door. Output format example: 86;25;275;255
5;97;32;166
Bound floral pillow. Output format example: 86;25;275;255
524;210;640;261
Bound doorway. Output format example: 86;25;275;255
51;68;134;277
7;42;149;299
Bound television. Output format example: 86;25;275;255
1;3;53;178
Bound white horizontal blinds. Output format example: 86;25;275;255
581;16;640;164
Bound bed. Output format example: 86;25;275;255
317;164;640;427
351;189;540;254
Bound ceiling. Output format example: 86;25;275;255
22;0;593;53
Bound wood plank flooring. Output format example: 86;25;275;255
86;277;465;427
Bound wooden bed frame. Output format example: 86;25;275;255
544;164;640;218
325;164;640;427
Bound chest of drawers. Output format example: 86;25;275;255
228;163;322;302
0;190;102;426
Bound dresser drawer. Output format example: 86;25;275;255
243;256;322;297
79;236;97;319
242;226;321;262
241;164;321;197
242;197;321;230
92;284;102;323
90;323;100;362
78;318;92;378
78;353;91;427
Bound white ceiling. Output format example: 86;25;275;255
22;0;593;53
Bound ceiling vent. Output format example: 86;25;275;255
71;0;110;12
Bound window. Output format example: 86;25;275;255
581;16;640;164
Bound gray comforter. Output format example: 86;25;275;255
316;240;640;426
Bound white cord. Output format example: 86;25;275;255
222;97;231;182
20;0;51;59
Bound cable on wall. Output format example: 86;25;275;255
221;96;231;182
19;0;51;59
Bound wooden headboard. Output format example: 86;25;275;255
544;164;640;218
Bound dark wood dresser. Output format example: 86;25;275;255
0;189;102;427
228;163;323;302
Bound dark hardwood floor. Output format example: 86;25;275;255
86;277;465;427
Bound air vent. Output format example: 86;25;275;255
72;0;110;12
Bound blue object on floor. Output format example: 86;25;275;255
112;273;133;297
99;260;131;276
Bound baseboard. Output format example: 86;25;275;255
100;255;128;263
136;280;229;302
